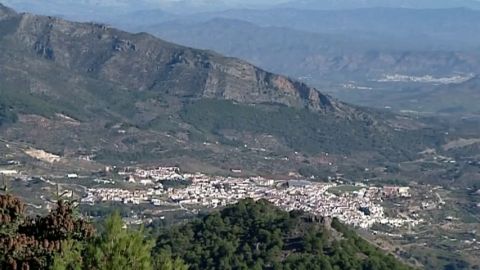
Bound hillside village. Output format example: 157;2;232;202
79;166;425;229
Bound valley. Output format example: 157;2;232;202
3;141;480;269
1;2;480;269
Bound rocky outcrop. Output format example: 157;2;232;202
0;8;340;113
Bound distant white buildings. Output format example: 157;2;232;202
139;179;153;186
82;166;419;230
93;178;115;185
66;173;78;179
0;169;18;175
378;73;474;84
133;167;183;181
82;187;164;205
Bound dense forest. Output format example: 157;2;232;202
181;99;442;160
0;194;411;270
155;199;412;270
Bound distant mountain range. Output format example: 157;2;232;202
334;75;480;115
126;8;480;115
3;2;479;116
0;3;442;175
4;0;480;16
148;16;480;79
278;0;480;10
174;8;480;50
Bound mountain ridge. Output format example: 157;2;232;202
149;17;480;83
0;7;343;114
278;0;480;10
0;5;443;175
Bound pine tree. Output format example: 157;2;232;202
153;250;188;270
85;212;154;270
51;240;84;270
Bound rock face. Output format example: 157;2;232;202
0;7;340;113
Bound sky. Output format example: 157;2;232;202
3;0;480;16
1;0;291;18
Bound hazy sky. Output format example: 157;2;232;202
4;0;480;16
4;0;480;8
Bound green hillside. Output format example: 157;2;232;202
0;194;412;270
181;99;441;159
155;199;412;270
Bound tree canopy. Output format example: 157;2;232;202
1;194;411;270
0;194;186;270
155;199;412;270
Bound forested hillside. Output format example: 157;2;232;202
156;199;412;270
0;194;411;270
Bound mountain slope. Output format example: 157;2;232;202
156;199;413;270
0;5;339;113
400;76;480;114
331;75;480;116
148;17;480;86
0;4;443;175
0;2;14;17
186;7;480;50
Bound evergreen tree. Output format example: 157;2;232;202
85;212;154;270
51;240;84;270
153;250;188;270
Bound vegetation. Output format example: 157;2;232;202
0;86;88;121
0;194;186;270
0;194;95;269
155;198;412;270
0;99;17;126
181;99;442;160
0;194;411;270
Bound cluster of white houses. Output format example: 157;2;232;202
82;167;419;229
120;167;183;183
167;176;418;229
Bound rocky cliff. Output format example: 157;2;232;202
0;4;341;114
